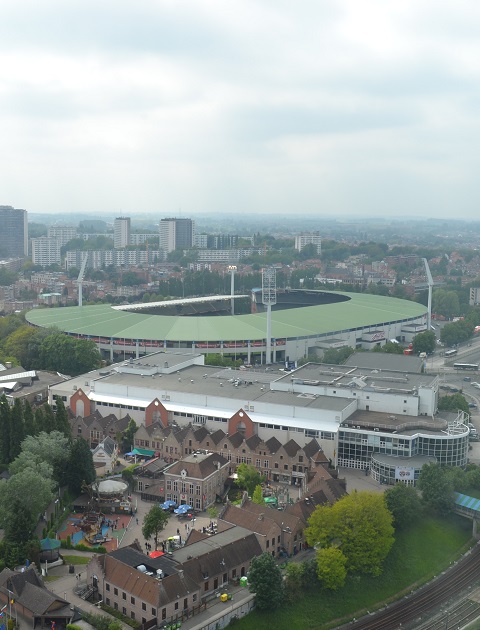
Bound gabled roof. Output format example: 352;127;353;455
220;505;276;537
210;429;227;445
0;567;69;615
227;432;244;449
265;436;282;454
193;426;209;442
245;434;262;450
282;439;301;457
166;453;228;480
303;439;322;458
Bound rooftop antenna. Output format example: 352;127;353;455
422;258;433;331
262;267;276;365
77;252;88;307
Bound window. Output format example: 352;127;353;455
114;603;118;610
122;607;126;615
298;456;303;463
204;581;209;592
266;540;270;548
114;588;118;596
122;592;126;600
184;598;188;609
232;569;237;578
131;596;135;604
130;612;135;620
151;608;156;616
175;602;179;611
193;594;197;603
106;598;110;606
106;583;110;592
142;603;146;611
162;608;166;620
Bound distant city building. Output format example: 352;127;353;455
47;225;77;247
78;219;108;233
294;233;322;255
0;205;28;258
66;249;162;270
470;287;480;306
31;237;61;267
159;218;195;253
114;217;131;249
193;233;208;249
130;233;158;246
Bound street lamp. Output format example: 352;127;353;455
227;266;237;316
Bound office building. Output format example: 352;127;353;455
159;218;194;253
31;237;61;267
114;217;131;249
0;206;28;258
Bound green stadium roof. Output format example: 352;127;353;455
25;293;426;343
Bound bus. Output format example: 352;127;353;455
445;349;458;358
453;362;479;371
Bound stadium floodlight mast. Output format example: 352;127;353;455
228;265;237;315
262;267;277;365
422;258;433;331
77;252;88;307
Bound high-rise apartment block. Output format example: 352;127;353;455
159;218;194;253
114;217;131;249
294;233;322;255
47;225;77;247
31;237;61;267
0;206;28;258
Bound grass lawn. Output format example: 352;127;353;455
234;514;472;630
61;555;91;565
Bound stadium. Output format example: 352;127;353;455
26;290;427;364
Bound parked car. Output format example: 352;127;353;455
469;403;478;409
464;377;472;382
472;382;480;389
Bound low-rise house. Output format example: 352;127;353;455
87;542;200;628
164;452;229;510
92;436;119;476
0;567;72;629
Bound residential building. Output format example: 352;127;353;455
294;232;322;255
31;237;61;267
159;218;195;253
0;205;28;258
47;225;77;247
114;217;131;249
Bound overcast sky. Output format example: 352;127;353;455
1;1;480;219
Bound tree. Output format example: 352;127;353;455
382;341;405;355
412;331;436;355
306;491;394;576
316;547;347;590
438;393;469;415
37;331;101;375
0;469;54;540
432;289;460;319
235;463;264;497
121;418;138;453
252;485;264;505
0;395;11;466
54;397;71;439
207;506;218;521
17;431;70;486
384;483;422;530
284;562;304;603
248;552;283;610
142;505;169;551
417;463;454;515
9;399;25;462
23;400;36;437
65;438;96;495
323;347;355;365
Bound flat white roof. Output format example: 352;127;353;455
87;392;337;432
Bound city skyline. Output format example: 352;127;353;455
1;2;480;218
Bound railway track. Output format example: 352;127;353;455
336;543;480;630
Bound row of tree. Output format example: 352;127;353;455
0;314;101;375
